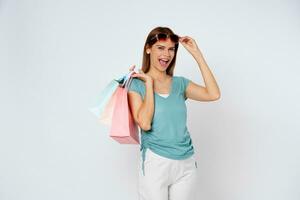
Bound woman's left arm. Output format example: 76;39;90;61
179;36;221;101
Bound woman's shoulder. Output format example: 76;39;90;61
129;77;145;91
131;77;144;86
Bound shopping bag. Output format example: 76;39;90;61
89;70;136;121
89;79;119;119
109;76;140;144
98;87;118;125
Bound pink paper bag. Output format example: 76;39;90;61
109;86;139;144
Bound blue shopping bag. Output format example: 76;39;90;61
89;70;136;120
89;80;119;118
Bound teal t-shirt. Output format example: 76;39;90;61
128;75;195;175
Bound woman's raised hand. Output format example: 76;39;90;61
129;65;153;85
179;36;201;55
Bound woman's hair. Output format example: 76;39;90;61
141;26;179;76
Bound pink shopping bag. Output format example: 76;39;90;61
109;85;140;144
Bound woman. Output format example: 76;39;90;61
127;26;220;200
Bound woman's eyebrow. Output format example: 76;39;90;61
155;45;176;49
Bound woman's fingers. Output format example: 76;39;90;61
131;73;143;78
129;65;136;71
131;72;145;79
130;67;146;77
179;36;187;40
179;36;193;43
131;68;152;83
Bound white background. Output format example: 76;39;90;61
1;0;300;200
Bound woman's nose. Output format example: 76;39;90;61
163;49;171;57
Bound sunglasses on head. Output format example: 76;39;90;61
148;33;179;44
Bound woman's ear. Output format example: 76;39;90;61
146;45;151;54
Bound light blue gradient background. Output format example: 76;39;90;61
1;0;299;200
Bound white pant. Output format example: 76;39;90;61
138;148;198;200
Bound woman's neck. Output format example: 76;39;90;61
146;66;169;81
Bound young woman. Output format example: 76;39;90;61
127;26;220;200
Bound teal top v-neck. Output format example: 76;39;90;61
128;75;195;176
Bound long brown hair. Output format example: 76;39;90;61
141;27;179;76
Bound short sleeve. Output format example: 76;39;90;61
128;78;143;97
181;76;191;100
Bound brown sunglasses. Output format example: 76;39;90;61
148;33;179;44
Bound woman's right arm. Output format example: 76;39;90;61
128;70;154;131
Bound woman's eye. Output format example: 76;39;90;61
158;47;164;50
169;49;175;51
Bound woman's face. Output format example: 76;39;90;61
146;38;176;72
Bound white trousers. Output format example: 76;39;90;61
138;148;198;200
